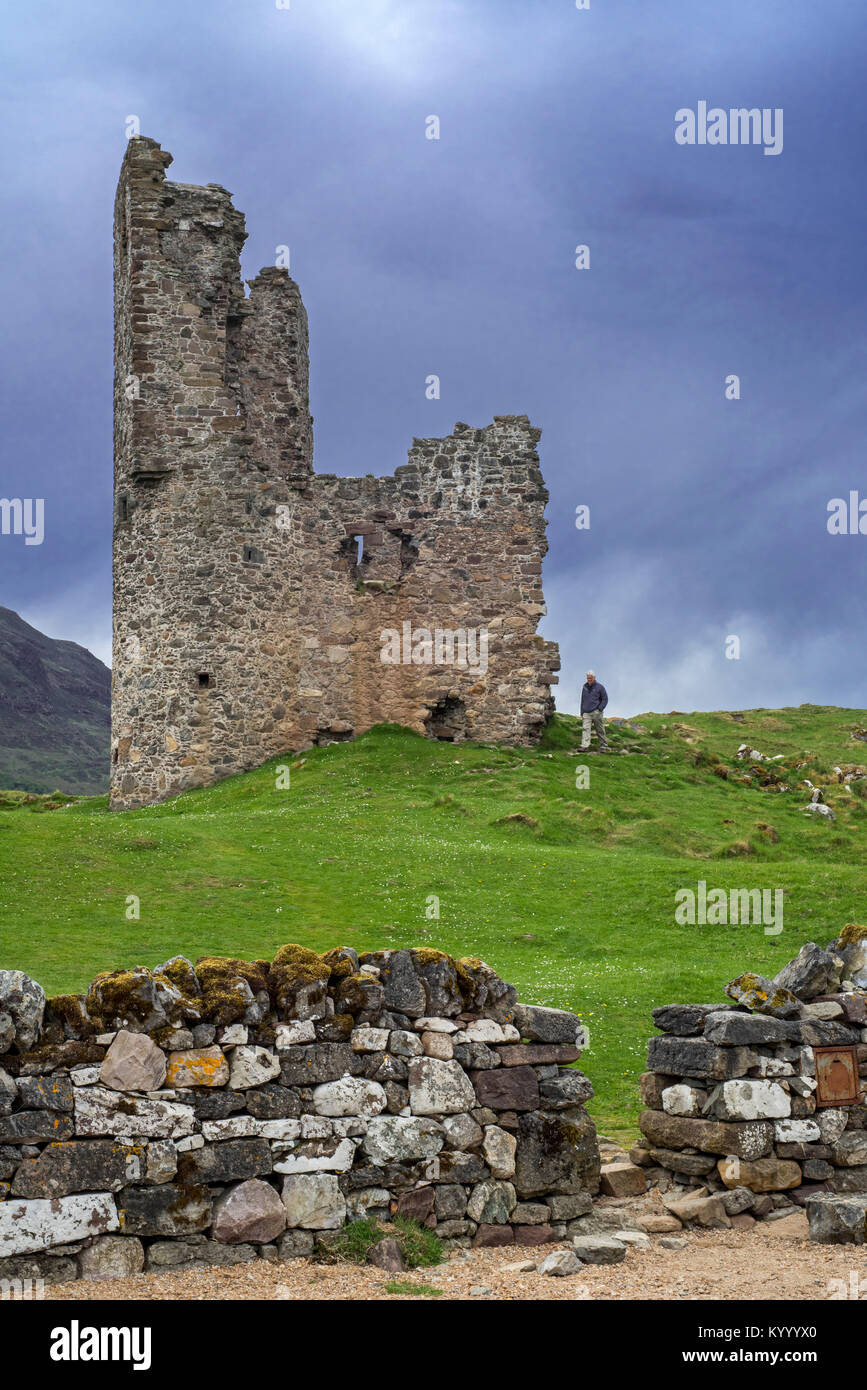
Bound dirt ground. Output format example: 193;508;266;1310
46;1221;867;1302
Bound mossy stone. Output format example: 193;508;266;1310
838;923;867;948
320;947;358;982
195;957;268;1025
45;994;96;1041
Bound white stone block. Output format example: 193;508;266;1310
272;1138;356;1174
662;1084;703;1118
71;1067;100;1087
463;1019;507;1044
0;1194;118;1258
350;1026;390;1053
407;1058;476;1116
202;1115;261;1141
774;1119;821;1143
282;1173;346;1229
175;1133;205;1152
312;1075;387;1118
258;1119;302;1141
74;1087;197;1140
361;1115;445;1164
482;1125;517;1178
301;1115;333;1139
275;1020;316;1049
753;1056;795;1077
217;1024;248;1048
716;1080;791;1121
332;1117;368;1137
227;1045;281;1089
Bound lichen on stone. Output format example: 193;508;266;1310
411;948;450;967
270;945;330;987
45;994;96;1041
149;1024;182;1049
195;957;268;1025
454;956;485;1005
86;969;156;1025
335;973;383;1014
320;947;358;982
268;945;331;1014
837;923;867;948
153;956;201;998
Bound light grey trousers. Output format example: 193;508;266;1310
581;709;608;749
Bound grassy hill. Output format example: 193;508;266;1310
1;704;865;1140
0;606;110;794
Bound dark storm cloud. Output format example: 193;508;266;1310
0;0;863;717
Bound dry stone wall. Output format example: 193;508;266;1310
111;137;560;810
0;947;598;1283
634;928;867;1243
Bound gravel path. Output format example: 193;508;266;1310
46;1224;867;1301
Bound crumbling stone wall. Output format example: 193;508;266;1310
0;948;598;1283
111;137;560;810
634;928;867;1243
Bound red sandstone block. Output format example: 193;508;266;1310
471;1225;515;1248
512;1224;556;1246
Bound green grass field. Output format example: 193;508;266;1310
1;705;865;1141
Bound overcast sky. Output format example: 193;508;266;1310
1;0;864;717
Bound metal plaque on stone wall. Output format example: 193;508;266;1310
813;1044;861;1107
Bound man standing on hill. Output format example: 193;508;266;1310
580;670;609;751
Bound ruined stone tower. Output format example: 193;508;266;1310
111;137;560;809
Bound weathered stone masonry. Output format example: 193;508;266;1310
111;137;560;809
634;930;867;1244
0;948;598;1282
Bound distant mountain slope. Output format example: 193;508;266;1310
0;606;110;794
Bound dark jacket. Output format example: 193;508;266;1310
581;681;608;714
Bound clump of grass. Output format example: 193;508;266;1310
492;812;539;830
318;1217;381;1263
755;822;780;844
392;1216;444;1268
720;839;754;858
384;1280;443;1298
688;747;714;768
316;1216;444;1269
0;789;79;812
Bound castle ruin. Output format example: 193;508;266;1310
111;138;560;810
